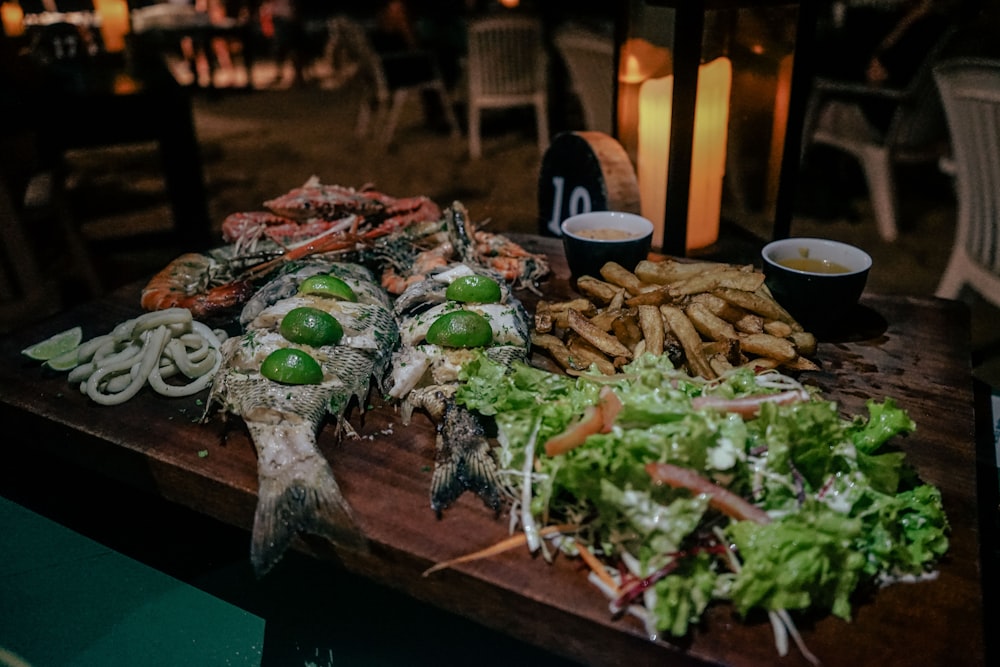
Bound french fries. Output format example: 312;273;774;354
600;262;646;295
661;305;716;379
567;309;632;360
637;305;664;356
533;258;820;378
576;276;622;304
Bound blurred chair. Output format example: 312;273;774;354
800;26;956;241
932;57;1000;308
337;18;459;152
552;23;614;134
466;15;549;159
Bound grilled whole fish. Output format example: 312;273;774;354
388;263;529;515
206;260;398;575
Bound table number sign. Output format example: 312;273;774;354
537;131;640;236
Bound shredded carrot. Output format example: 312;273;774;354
575;542;620;594
422;523;580;576
543;386;623;457
543;405;602;456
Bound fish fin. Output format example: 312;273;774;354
429;434;465;517
457;442;503;513
251;459;366;577
430;403;506;516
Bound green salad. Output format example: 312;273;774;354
454;352;949;658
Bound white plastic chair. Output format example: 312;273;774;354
933;57;1000;308
338;18;459;152
801;26;956;242
466;15;550;159
552;24;614;135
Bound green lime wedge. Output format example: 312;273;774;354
426;310;493;348
44;347;82;372
297;275;358;302
445;275;502;304
279;307;344;346
260;348;324;385
21;326;83;362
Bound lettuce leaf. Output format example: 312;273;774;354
728;502;866;620
453;352;949;639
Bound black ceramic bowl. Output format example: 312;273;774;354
561;211;654;282
761;237;872;330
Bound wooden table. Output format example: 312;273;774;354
0;237;993;666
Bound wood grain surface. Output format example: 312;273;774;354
0;236;988;666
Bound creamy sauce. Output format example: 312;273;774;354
778;257;850;274
575;228;638;241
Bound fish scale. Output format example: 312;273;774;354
387;262;531;515
206;260;398;576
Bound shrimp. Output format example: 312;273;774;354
376;203;551;295
140;253;258;325
141;227;366;325
380;242;454;294
470;228;551;293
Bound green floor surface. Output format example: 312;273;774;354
0;496;264;667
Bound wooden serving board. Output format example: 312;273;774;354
0;236;990;666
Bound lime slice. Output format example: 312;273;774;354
21;326;83;362
279;307;344;346
260;348;324;385
44;347;82;372
445;275;502;304
425;310;493;348
297;275;358;302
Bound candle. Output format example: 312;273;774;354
616;55;642;164
1;1;24;38
93;0;130;53
617;38;672;164
637;57;731;251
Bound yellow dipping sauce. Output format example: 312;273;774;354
576;228;638;241
778;257;850;274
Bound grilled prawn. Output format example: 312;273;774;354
205;260;398;575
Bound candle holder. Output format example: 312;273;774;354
614;0;817;255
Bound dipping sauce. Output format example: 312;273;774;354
575;228;639;241
778;257;850;274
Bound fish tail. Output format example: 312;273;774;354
430;402;506;516
429;436;464;516
249;426;366;576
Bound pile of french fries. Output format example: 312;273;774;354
532;259;819;379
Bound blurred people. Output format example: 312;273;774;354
369;1;446;126
797;0;964;219
815;0;962;131
370;1;437;90
372;0;466;89
861;0;960;129
373;0;419;52
264;0;306;87
411;0;468;90
202;0;238;85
